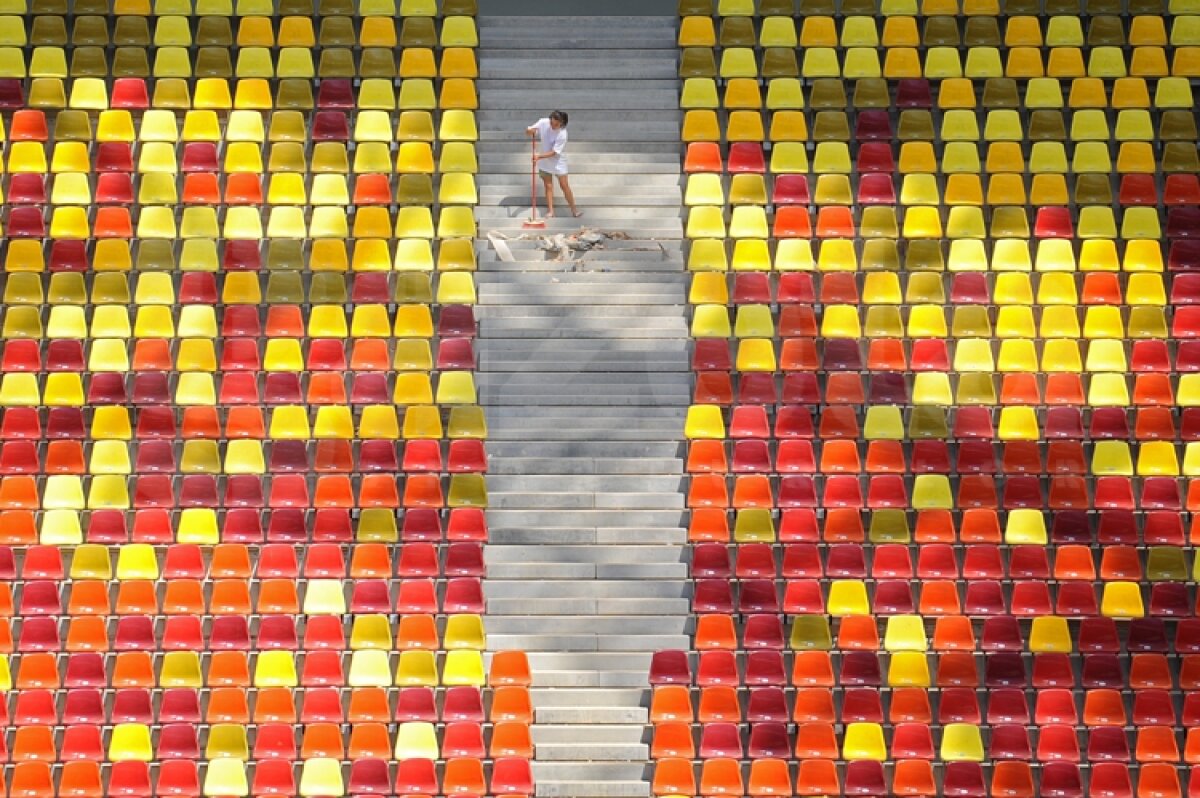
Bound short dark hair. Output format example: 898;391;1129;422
550;110;568;126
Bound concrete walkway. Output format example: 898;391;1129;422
475;15;687;798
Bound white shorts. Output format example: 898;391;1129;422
539;156;568;176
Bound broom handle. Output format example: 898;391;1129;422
530;136;538;221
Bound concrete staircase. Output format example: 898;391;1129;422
475;15;687;798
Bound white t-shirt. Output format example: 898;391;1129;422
531;117;569;175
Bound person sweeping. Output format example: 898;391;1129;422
527;111;582;219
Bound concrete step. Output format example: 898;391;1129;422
536;779;650;798
479;264;683;278
527;652;653;670
481;319;687;337
483;224;684;239
476;271;685;284
487;580;688;598
480;287;684;304
480;346;688;373
532;763;650;781
477;303;684;318
487;507;686;527
490;633;690;650
533;671;652;688
478;306;683;320
479;374;691;407
535;743;650;762
480;130;682;143
488;527;686;545
484;439;683;458
488;598;690;616
481;193;683;207
479;15;679;28
477;205;684;221
489;456;682;475
487;616;689;634
481;89;679;112
533;709;649;730
484;543;686;563
480;237;683;252
484;30;675;49
478;258;683;270
475;173;682;190
489;474;684;491
532;725;650;744
489;491;683;510
480;156;681;174
488;561;687;579
481;62;679;79
480;109;681;123
478;250;682;264
487;404;687;416
531;688;648;707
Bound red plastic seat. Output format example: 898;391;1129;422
649;650;691;685
727;142;765;172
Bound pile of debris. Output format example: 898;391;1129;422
487;228;641;264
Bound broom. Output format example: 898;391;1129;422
523;135;547;230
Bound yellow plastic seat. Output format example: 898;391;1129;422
202;758;248;797
765;141;805;173
138;110;179;142
1101;582;1145;618
801;47;840;77
685;174;725;206
724;78;761;109
250;649;299;690
827;580;870;617
437;207;477;239
842;723;886;760
1004;508;1048;544
395;722;440;759
1155;77;1194;107
441;16;478;47
96;109;136;142
443;650;485;686
887;652;931;687
685;405;725;439
729;205;768;236
1137;441;1180;476
883;616;927;652
1029;616;1073;653
941;724;986;762
1088;46;1128;77
681;78;718;109
734;305;774;338
353;79;394;110
687;207;726;240
679;16;716;47
440;78;478;110
399;47;436;79
735;339;776;371
205;725;249;759
106;720;153;758
728;110;766;142
1092;440;1135;475
444;614;486;650
760;16;797;46
73;544;115;580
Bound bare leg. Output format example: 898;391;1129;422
540;173;555;217
558;175;581;217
